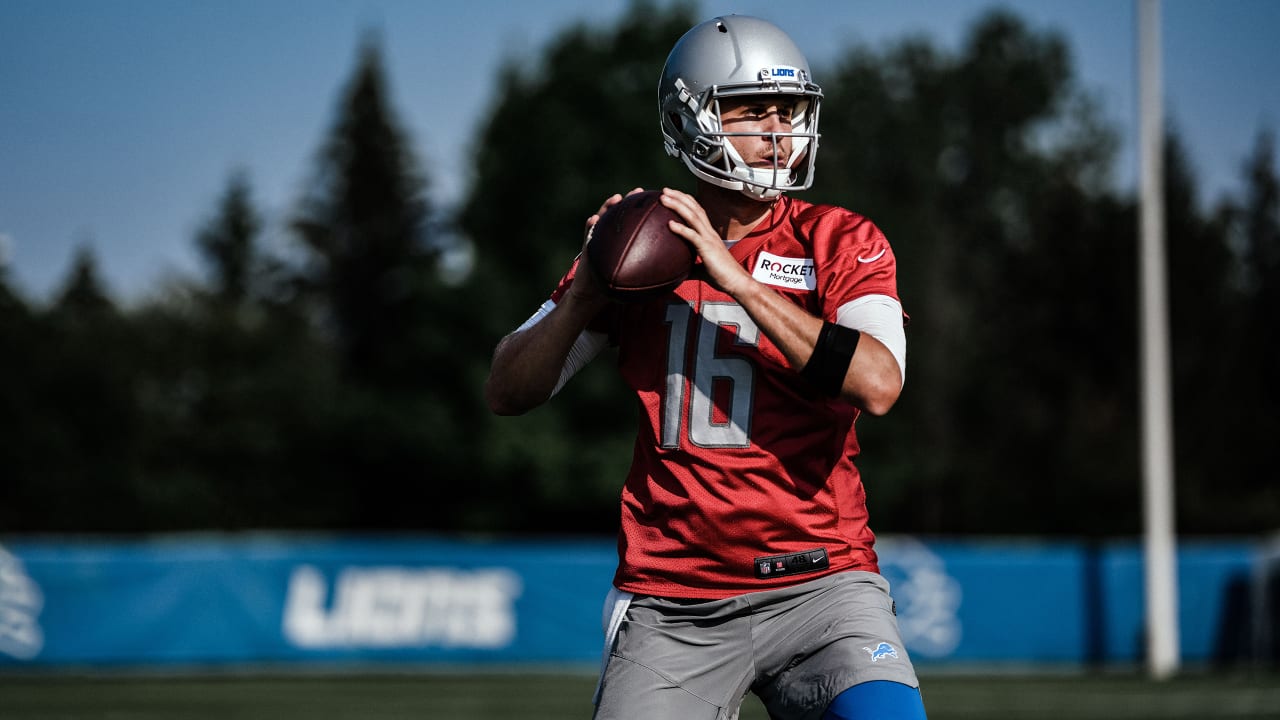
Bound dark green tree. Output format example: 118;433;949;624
7;246;143;531
1179;129;1280;532
293;37;436;388
0;256;25;319
810;16;1280;537
805;11;1147;535
0;264;34;531
125;177;352;531
289;36;486;530
197;171;260;310
54;246;115;317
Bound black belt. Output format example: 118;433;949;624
754;547;829;579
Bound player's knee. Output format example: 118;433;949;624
822;680;927;720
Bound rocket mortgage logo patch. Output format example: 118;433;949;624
752;251;816;291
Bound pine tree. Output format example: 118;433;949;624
0;255;33;530
197;171;261;310
53;245;115;318
26;244;143;530
293;37;434;388
288;35;493;530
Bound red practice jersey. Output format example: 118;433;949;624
549;196;903;599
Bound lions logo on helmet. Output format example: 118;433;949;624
658;15;823;201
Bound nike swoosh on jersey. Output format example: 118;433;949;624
857;249;887;263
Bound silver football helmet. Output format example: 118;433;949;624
659;15;822;200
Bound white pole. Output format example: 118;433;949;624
1137;0;1180;680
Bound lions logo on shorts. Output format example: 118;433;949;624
863;641;898;662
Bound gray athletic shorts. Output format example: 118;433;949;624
592;570;919;720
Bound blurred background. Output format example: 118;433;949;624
1;0;1278;716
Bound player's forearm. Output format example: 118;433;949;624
484;294;605;415
731;280;901;415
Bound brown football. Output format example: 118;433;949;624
585;190;694;301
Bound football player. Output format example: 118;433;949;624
485;14;926;720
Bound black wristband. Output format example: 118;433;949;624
801;322;860;397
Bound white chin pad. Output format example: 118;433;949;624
724;142;793;197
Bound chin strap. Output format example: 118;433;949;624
722;141;794;200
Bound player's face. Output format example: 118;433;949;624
718;95;798;168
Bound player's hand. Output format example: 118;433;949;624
659;188;752;296
583;187;645;245
571;188;644;304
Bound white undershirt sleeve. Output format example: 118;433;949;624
517;299;608;396
834;294;907;386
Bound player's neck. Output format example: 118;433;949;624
696;183;780;243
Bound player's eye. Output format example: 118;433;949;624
744;103;795;122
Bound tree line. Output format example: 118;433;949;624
2;3;1276;538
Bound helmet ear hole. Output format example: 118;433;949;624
671;110;720;162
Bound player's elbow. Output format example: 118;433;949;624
848;367;902;417
484;379;530;416
484;370;553;416
858;389;898;417
486;395;522;417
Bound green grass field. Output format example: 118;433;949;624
4;671;1279;719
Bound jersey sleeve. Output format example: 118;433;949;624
805;207;902;321
546;256;616;336
547;257;579;304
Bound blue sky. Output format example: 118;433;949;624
1;0;1277;301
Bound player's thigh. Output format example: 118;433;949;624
594;595;754;720
755;572;919;719
593;653;733;720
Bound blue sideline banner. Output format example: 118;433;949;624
0;535;1259;668
878;537;1258;665
0;536;617;667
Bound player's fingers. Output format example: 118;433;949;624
584;192;625;239
597;192;625;215
659;187;690;209
658;188;696;221
588;194;619;236
667;219;694;238
660;191;714;237
659;187;708;219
